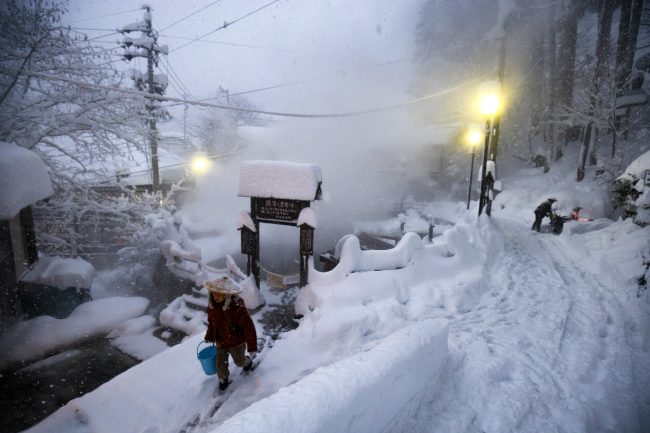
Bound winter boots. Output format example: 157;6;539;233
242;356;253;372
219;377;230;391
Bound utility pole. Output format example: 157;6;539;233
120;6;168;194
145;7;160;193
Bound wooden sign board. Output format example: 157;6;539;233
300;225;314;256
253;197;310;224
240;227;256;255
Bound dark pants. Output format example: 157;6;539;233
532;211;544;231
216;342;249;381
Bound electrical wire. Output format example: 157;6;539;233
164;56;412;108
68;27;118;32
87;31;121;42
160;0;225;32
66;7;142;24
160;56;194;97
159;33;297;53
0;65;477;119
164;42;481;108
171;0;282;53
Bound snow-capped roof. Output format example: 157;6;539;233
618;149;650;184
237;211;257;232
0;141;53;220
238;160;322;201
21;256;96;290
297;207;317;228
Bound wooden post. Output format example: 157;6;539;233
299;224;314;287
250;198;261;288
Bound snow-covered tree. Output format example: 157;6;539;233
413;0;649;181
194;86;263;156
0;0;147;189
0;1;176;263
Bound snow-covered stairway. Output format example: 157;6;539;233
159;286;209;337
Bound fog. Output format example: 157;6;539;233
62;0;526;268
184;105;437;271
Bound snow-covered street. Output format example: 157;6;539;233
23;209;650;433
2;1;650;432
393;217;650;432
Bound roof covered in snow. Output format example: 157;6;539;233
618;149;650;185
238;160;322;201
21;256;96;290
0;141;53;220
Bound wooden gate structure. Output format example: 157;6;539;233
237;160;322;288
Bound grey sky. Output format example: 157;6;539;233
64;0;426;126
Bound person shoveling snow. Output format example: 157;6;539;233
531;197;557;232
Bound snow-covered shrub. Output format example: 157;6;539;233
611;177;641;219
33;186;158;264
612;150;650;225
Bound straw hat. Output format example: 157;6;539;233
203;276;242;295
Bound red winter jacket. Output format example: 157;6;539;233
204;296;258;352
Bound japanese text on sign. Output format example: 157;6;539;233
254;198;309;223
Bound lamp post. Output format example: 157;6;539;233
190;152;212;175
477;88;500;217
466;127;482;210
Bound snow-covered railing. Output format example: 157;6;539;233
216;319;449;433
307;232;423;287
153;210;264;316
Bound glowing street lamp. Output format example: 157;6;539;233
465;126;483;210
190;153;212;175
477;82;501;217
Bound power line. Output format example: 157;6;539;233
0;65;477;119
159;33;297;53
66;8;142;24
87;31;120;42
166;42;482;107
171;0;282;53
160;56;193;97
160;0;225;32
166;56;412;108
68;26;118;32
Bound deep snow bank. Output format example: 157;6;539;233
26;221;487;433
217;319;448;433
23;333;216;433
0;297;149;370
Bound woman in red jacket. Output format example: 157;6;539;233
203;277;258;390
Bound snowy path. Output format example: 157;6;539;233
392;218;649;433
23;216;648;433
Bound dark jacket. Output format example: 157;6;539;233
204;296;258;352
535;200;554;217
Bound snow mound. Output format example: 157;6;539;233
0;297;149;370
21;256;95;290
218;319;448;433
0;141;53;219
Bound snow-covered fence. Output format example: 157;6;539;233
217;319;449;433
307;232;423;287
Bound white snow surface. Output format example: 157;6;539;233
237;211;256;232
21;255;95;290
618;148;650;184
24;160;650;433
0;297;149;370
0;141;53;219
238;160;322;200
297;207;317;228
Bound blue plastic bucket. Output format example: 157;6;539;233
197;341;217;376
